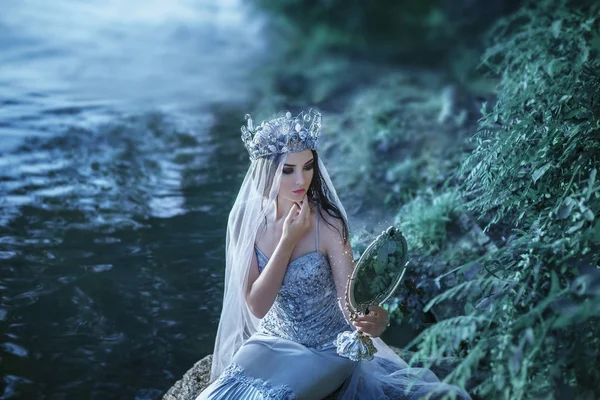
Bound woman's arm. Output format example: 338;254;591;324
245;237;296;319
321;213;355;324
324;213;389;337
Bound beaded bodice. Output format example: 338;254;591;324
254;211;350;350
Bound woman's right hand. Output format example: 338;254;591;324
282;195;312;246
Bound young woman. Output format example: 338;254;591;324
197;110;471;400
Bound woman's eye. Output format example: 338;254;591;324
283;164;312;174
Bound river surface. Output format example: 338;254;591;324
0;1;268;398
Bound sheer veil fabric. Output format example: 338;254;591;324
210;150;471;399
210;151;287;381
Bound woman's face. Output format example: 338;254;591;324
279;149;315;202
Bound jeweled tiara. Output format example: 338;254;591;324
241;109;321;161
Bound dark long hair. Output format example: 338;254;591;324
307;149;350;245
256;149;350;246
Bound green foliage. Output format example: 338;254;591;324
458;0;600;232
323;71;461;205
251;0;450;60
252;0;521;76
406;1;600;398
381;189;472;332
396;189;465;256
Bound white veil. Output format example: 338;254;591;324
209;111;471;399
210;151;286;380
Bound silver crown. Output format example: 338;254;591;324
241;109;321;161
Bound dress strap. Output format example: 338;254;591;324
315;208;320;252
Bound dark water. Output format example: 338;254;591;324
0;1;268;398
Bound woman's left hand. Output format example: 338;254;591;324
352;305;389;338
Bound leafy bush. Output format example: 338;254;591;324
252;0;446;58
406;0;600;398
252;0;521;68
322;71;467;204
396;188;465;256
458;0;600;232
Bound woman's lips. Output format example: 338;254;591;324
293;189;306;194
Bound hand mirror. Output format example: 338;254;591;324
334;226;408;361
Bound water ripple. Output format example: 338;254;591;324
0;1;264;398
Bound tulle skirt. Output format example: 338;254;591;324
338;337;472;400
197;333;471;400
198;332;355;399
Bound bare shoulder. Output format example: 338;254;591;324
316;206;346;256
319;208;344;234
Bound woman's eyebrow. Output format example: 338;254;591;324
284;158;314;167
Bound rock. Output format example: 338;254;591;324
163;348;470;400
163;355;212;400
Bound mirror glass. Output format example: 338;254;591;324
348;226;408;314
